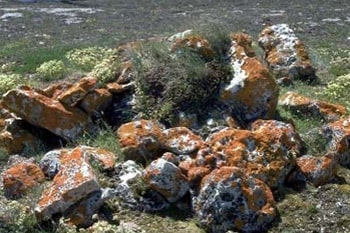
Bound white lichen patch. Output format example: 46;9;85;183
224;44;248;95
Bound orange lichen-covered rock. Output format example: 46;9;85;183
56;77;97;107
193;166;276;233
322;116;350;166
80;88;112;115
296;154;338;186
2;162;45;198
41;82;73;99
160;127;204;155
206;120;301;188
0;119;37;155
35;147;100;221
143;158;189;203
0;106;32;154
117;120;164;163
258;24;317;82
2;87;89;141
220;33;279;123
82;146;116;171
170;31;215;60
279;91;346;122
64;190;105;227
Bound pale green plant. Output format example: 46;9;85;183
35;59;66;81
66;47;117;72
322;73;350;111
89;55;121;84
0;199;38;233
0;73;22;96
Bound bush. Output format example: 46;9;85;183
66;47;118;72
322;73;350;110
0;73;22;96
35;59;66;81
132;40;230;126
89;55;121;85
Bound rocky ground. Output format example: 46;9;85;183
0;1;350;233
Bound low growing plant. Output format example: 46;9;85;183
322;73;350;111
35;59;66;81
65;46;117;72
0;73;22;96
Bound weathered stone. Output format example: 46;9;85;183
39;149;64;179
106;81;134;93
279;91;346;122
56;77;97;107
82;146;116;171
117;120;164;163
170;32;215;60
2;87;90;141
161;127;204;155
194;166;276;233
80;88;112;115
322;116;350;166
296;154;338;186
2;162;45;198
220;33;279;123
0;119;37;155
206;120;301;188
35;147;100;221
161;152;180;165
41;82;73;99
64;190;105;227
258;24;317;82
143;158;189;203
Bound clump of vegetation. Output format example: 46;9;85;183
65;47;118;72
132;38;230;126
35;59;66;81
322;73;350;111
89;55;121;85
0;73;22;96
328;50;350;77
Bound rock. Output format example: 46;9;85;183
80;88;112;115
117;120;164;163
106;81;134;93
206;120;301;188
113;160;169;211
258;24;317;82
2;87;90;141
322;116;350;166
279;91;346;122
82;146;116;171
160;127;204;155
220;33;279;123
40;146;116;179
39;149;64;179
64;190;105;227
170;32;215;60
56;77;97;107
296;154;338;186
193;166;276;233
41;82;73;99
2;162;45;198
35;147;100;221
0;119;37;155
143;158;189;203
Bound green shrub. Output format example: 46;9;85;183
132;40;230;126
66;47;117;72
35;59;66;81
0;73;22;96
322;73;350;110
89;55;121;84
